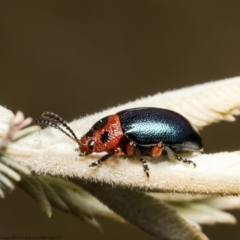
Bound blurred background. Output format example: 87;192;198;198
1;1;240;239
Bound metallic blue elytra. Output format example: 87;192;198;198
117;107;203;153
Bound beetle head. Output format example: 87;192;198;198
34;112;124;157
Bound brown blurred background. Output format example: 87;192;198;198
1;1;240;239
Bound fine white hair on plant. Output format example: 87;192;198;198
2;77;240;194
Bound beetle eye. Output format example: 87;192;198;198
88;140;95;150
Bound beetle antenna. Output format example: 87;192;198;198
41;112;79;141
34;118;75;140
34;112;81;147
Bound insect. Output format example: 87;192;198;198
34;107;203;177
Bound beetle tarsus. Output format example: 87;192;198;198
175;155;196;168
89;160;101;167
89;149;119;168
133;144;150;177
140;158;150;177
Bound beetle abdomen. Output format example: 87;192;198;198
117;107;202;151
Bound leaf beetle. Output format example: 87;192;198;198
35;107;203;177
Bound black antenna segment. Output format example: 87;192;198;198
34;111;81;148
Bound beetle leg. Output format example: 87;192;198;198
89;148;121;167
125;141;135;155
131;142;150;177
164;146;196;167
150;142;164;157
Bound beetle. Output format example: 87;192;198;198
34;107;203;177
